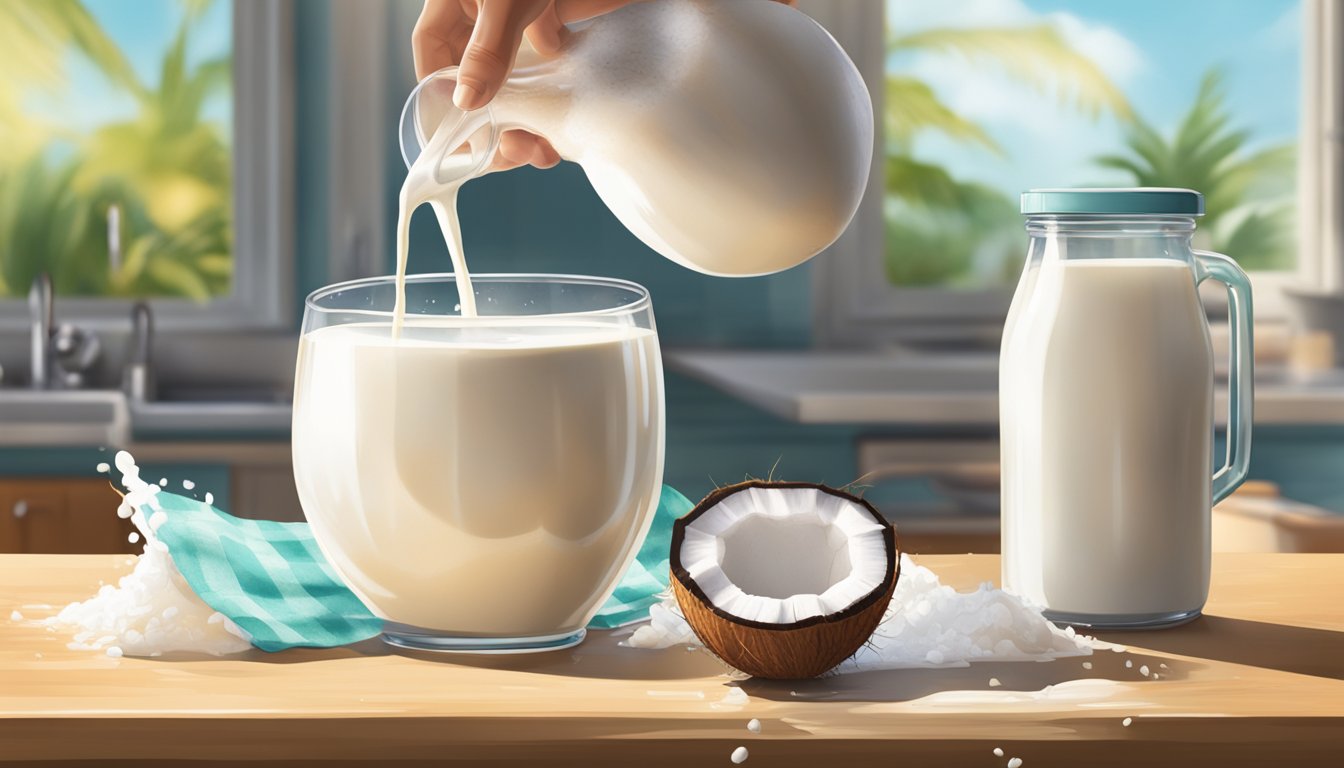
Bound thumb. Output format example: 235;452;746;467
455;0;549;110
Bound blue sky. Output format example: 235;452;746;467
25;0;232;137
886;0;1301;193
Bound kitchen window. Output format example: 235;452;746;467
0;0;292;330
810;0;1335;345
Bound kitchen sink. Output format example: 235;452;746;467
0;389;128;446
155;384;293;405
129;385;292;438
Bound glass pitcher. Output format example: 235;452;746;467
999;188;1253;629
398;0;873;278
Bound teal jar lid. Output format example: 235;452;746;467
1020;187;1204;216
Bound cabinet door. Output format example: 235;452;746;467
0;485;23;553
0;479;136;554
3;481;67;554
64;481;137;554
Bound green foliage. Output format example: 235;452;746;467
884;23;1131;287
884;181;1020;287
0;0;231;300
885;77;1000;155
889;26;1131;122
1093;70;1296;270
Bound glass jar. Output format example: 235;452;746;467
1000;188;1253;628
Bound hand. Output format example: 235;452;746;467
412;0;797;172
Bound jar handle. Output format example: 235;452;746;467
1194;250;1254;504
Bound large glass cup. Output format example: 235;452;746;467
293;274;665;653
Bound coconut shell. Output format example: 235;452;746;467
670;480;900;679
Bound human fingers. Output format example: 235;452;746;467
488;129;562;172
455;0;552;109
412;0;474;80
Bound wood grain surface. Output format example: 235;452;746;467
2;553;1342;766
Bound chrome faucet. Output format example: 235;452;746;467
28;273;102;390
124;301;155;402
28;273;53;390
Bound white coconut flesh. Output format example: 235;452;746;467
677;486;890;625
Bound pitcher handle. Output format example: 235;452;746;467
1194;250;1254;504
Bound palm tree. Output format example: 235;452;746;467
0;1;139;165
0;0;232;300
76;0;233;299
1094;70;1295;271
884;23;1132;286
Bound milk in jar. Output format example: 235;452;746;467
1000;189;1254;628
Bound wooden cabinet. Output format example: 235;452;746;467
0;479;135;554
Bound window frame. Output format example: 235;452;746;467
810;0;1333;347
0;0;295;332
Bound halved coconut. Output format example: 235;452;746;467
671;480;899;679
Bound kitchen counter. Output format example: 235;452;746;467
3;554;1341;765
668;349;1344;426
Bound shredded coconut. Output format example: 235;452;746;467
625;555;1095;673
43;451;251;657
623;591;697;649
720;687;749;706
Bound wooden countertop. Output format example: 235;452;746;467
3;554;1342;766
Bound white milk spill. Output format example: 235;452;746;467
625;555;1094;672
42;452;251;657
292;320;663;635
1000;258;1212;616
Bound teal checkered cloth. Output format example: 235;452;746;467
153;486;692;651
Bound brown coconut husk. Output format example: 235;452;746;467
670;480;899;679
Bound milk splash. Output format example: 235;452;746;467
625;555;1095;672
41;452;251;657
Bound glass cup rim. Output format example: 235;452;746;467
303;272;653;321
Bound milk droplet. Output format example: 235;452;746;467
204;492;214;506
730;746;749;764
993;747;1004;757
128;532;140;544
1082;661;1093;670
106;646;124;658
746;719;761;734
9;610;22;621
1125;660;1133;668
1122;717;1133;727
989;677;1001;687
96;462;110;473
1139;665;1150;677
1007;758;1023;768
182;480;195;490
